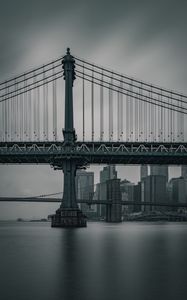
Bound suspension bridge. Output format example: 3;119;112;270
0;48;187;227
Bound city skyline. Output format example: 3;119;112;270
0;164;184;220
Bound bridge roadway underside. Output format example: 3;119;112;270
0;141;187;165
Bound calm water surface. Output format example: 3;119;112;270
0;221;187;300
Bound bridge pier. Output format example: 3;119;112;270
51;208;86;227
51;48;86;228
51;160;86;227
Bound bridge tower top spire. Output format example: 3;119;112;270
62;47;76;143
66;47;70;55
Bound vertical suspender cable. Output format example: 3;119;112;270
91;68;94;141
180;96;184;141
43;68;48;141
82;65;85;141
24;77;27;140
177;98;180;141
135;87;138;141
18;82;21;141
0;98;2;141
170;92;173;142
46;82;48;141
53;64;57;141
129;82;133;141
34;72;39;140
160;90;163;142
43;70;45;140
126;93;129;141
144;89;147;141
158;92;160;142
148;90;151;142
167;94;170;142
14;80;17;140
0;97;1;141
109;74;113;141
154;89;156;141
34;72;37;140
150;87;154;142
5;83;8;141
37;80;40;140
28;88;31;141
117;89;120;141
117;79;123;141
120;78;123;141
139;85;142;141
20;92;23;141
2;92;4;141
100;70;104;141
16;80;19;140
140;84;142;141
7;84;10;141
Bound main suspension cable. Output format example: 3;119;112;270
76;73;187;115
0;56;63;87
0;72;63;103
76;70;187;114
75;57;187;100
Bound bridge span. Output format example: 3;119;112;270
0;48;187;227
1;197;187;209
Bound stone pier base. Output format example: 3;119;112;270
51;208;87;228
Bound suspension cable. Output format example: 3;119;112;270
0;56;63;87
76;70;187;114
76;73;187;115
75;57;187;100
0;72;63;103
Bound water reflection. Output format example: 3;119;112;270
55;223;187;300
0;222;187;300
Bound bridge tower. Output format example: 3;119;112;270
51;48;87;227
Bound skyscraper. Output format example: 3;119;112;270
99;165;117;218
141;175;167;212
140;165;148;180
75;170;94;214
106;179;122;222
100;165;117;183
150;165;168;182
169;177;187;204
181;166;187;179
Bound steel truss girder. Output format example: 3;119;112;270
0;141;187;165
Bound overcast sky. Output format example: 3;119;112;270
0;0;186;219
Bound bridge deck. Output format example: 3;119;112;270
0;141;187;165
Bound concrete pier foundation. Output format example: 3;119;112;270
51;208;87;228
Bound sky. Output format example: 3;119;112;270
0;0;186;219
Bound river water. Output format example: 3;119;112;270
0;221;187;300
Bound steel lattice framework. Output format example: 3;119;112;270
0;141;187;165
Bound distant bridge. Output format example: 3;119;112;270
0;197;187;208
